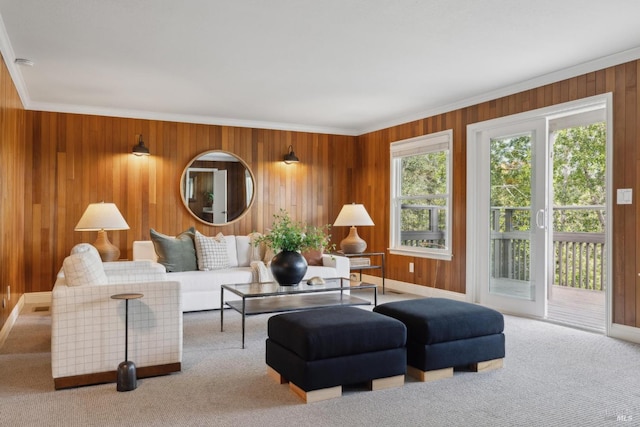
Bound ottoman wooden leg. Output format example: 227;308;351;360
369;374;404;391
266;365;288;384
289;382;342;403
470;358;503;372
407;365;454;382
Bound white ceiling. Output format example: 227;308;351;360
1;0;639;136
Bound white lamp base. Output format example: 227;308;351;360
340;226;367;254
94;230;121;262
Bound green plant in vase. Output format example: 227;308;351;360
255;210;334;285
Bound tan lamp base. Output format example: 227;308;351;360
94;230;121;262
340;226;367;254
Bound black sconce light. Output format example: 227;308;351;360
283;145;299;164
132;135;150;156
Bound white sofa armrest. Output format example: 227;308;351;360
322;254;349;278
51;280;182;385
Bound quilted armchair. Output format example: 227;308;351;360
51;244;183;389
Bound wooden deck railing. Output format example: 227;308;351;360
400;205;606;291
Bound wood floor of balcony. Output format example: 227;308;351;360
547;285;605;333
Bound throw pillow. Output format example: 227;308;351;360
70;243;102;262
194;231;230;271
63;251;108;286
302;249;324;266
150;227;197;272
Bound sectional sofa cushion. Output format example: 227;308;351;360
150;227;197;272
194;231;230;271
62;250;108;286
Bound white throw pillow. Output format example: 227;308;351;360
70;243;102;262
194;231;231;271
62;251;108;286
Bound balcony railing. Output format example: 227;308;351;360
400;206;606;291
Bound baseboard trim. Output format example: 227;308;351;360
608;323;640;344
0;294;25;349
361;275;468;301
24;291;52;305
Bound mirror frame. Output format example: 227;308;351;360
179;150;256;226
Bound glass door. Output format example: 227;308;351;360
477;120;548;317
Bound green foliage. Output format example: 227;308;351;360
255;209;334;253
489;123;606;233
399;151;449;234
552;123;606;232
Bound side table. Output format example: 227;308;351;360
342;252;386;294
111;292;143;392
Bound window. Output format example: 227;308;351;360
390;129;452;260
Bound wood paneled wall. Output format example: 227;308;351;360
8;57;640;330
356;61;640;327
23;114;356;294
0;53;26;328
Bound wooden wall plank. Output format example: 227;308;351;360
356;61;640;327
5;57;640;331
23;113;355;294
0;53;26;328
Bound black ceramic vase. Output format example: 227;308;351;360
270;251;308;286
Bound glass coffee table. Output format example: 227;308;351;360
221;277;377;348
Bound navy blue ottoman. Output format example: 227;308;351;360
266;306;407;403
373;298;505;381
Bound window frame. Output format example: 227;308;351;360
389;129;453;260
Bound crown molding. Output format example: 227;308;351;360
355;46;640;135
2;9;639;138
26;101;359;136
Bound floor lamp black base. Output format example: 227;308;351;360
117;360;137;392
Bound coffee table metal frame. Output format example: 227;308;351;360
221;277;377;348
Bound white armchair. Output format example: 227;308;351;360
51;246;182;389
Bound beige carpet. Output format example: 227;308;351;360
1;293;640;427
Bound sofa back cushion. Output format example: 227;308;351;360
150;227;198;272
62;251;108;286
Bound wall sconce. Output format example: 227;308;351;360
132;135;150;156
283;145;299;164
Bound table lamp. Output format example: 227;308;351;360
75;202;130;261
333;203;374;254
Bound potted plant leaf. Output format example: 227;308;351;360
255;210;334;285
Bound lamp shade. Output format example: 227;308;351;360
75;202;130;231
333;203;374;227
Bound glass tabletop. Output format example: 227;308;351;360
221;277;375;298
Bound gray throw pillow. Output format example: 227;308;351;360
150;227;197;272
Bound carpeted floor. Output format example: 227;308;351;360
1;293;640;427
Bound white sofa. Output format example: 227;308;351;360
133;235;350;312
51;251;183;389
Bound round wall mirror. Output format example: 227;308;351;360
180;150;255;226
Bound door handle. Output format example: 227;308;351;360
535;209;546;229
